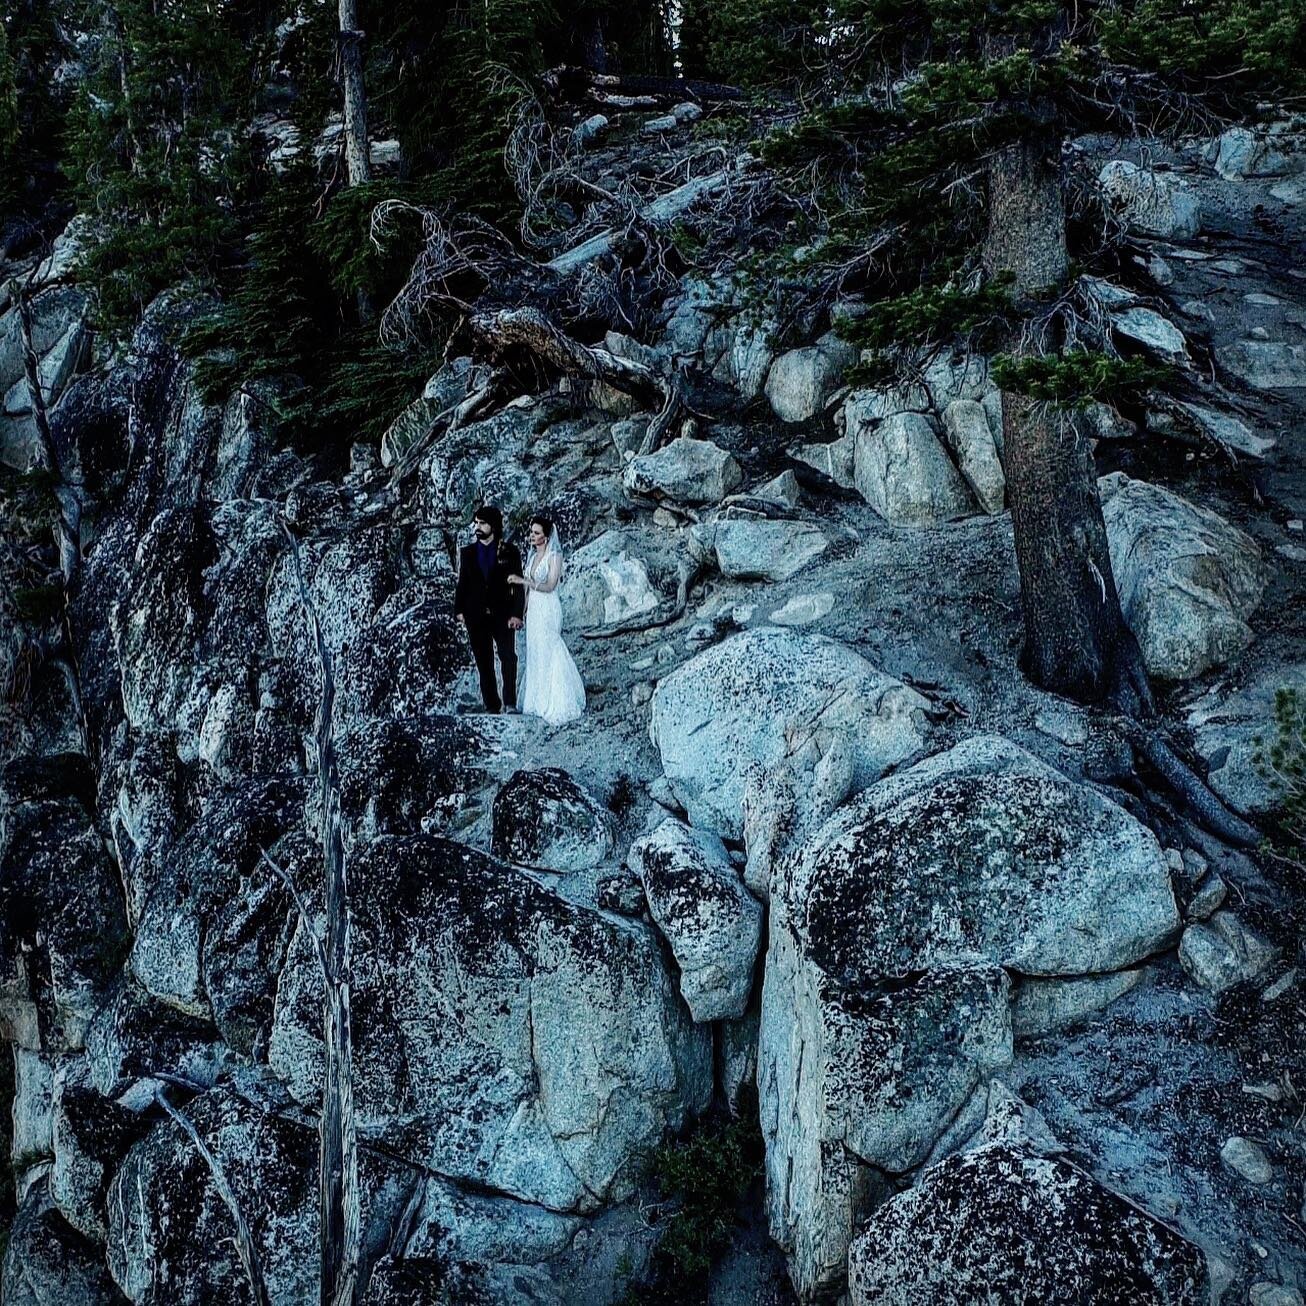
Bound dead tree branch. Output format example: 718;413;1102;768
277;517;361;1306
467;306;685;448
154;1087;272;1306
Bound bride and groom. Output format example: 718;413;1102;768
453;504;586;726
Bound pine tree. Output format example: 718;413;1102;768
752;0;1306;710
62;0;276;329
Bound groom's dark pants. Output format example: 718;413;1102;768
466;616;517;713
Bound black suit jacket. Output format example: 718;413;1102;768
454;537;525;625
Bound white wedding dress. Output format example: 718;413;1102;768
520;544;586;726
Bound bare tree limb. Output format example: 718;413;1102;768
277;518;361;1306
153;1087;272;1306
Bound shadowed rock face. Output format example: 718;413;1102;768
2;1182;127;1306
0;792;129;1052
269;835;712;1214
848;1141;1207;1306
491;767;615;872
106;1083;410;1306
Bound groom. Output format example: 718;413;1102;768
454;505;525;713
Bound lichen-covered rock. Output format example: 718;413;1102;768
650;628;929;840
847;1141;1207;1305
85;979;226;1105
491;768;616;873
269;835;711;1213
628;819;762;1022
1098;160;1201;238
129;775;307;1017
852;411;976;525
50;1058;142;1242
1100;472;1267;680
0;793;129;1050
2;1182;126;1306
788;735;1179;983
622;436;743;505
335;591;465;724
336;714;490;845
107;1083;409;1306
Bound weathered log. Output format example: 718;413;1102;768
545;163;747;276
467;305;685;448
540;65;743;107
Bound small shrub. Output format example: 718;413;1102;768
991;350;1170;408
1253;686;1306;848
619;1098;764;1304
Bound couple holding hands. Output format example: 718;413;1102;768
453;504;586;727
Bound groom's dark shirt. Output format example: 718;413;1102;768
475;539;495;578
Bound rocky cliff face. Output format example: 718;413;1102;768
2;113;1305;1306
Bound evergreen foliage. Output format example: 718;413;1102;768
61;0;274;329
735;0;1306;402
1254;687;1306;851
619;1101;764;1303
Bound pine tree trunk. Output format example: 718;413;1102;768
985;139;1152;713
337;0;370;187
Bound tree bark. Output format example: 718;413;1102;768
337;0;370;188
985;139;1153;713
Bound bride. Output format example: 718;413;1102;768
508;515;586;726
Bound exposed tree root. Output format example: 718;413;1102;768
1110;713;1262;849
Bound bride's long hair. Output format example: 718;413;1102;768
530;514;565;577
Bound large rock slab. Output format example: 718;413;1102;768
269;835;711;1213
628;819;762;1021
786;735;1179;984
559;529;681;632
757;733;1178;1299
649;628;930;839
701;518;830;582
759;951;1011;1299
51;1059;143;1242
847;1140;1207;1304
764;333;857;423
1218;340;1306;389
1100;472;1267;681
941;399;1005;514
1098;160;1201;238
852;410;976;525
622;436;742;505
